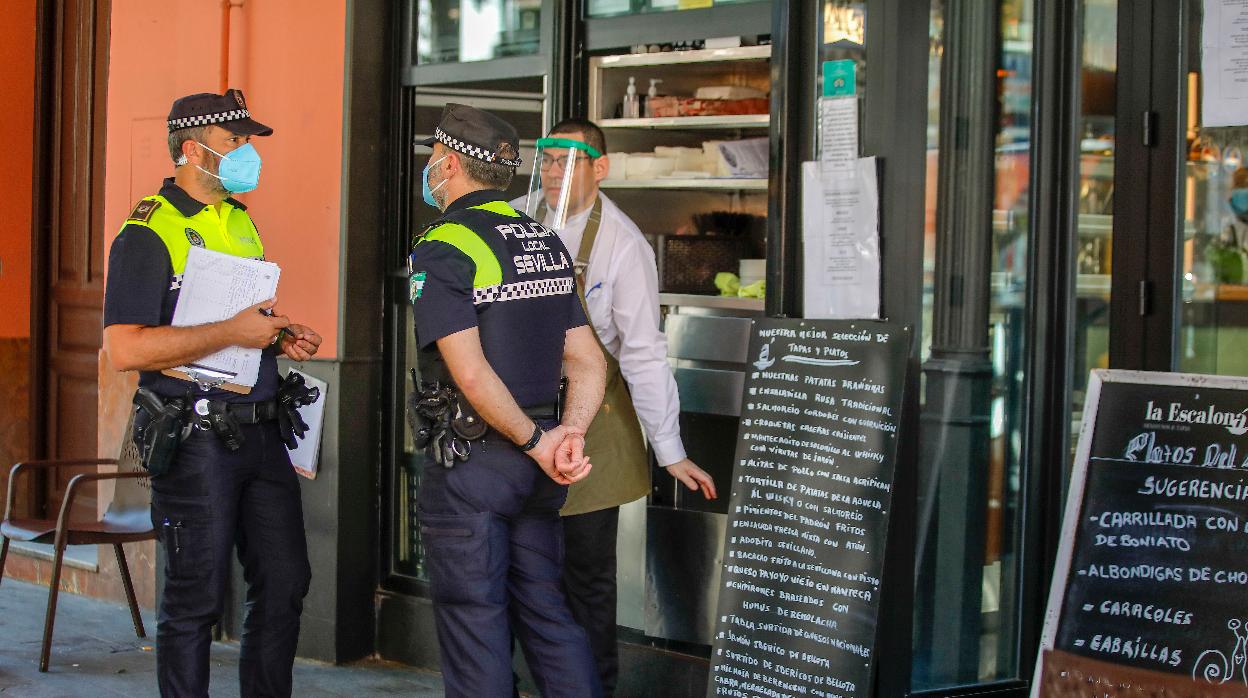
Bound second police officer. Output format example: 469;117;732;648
407;103;608;697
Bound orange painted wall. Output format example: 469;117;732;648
102;0;345;357
0;0;36;339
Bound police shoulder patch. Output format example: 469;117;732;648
184;228;206;247
409;271;427;302
127;199;161;223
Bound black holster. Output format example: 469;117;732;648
133;389;189;477
406;375;481;468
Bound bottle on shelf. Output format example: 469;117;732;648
622;76;640;119
644;79;663;118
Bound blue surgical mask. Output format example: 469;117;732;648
196;142;262;193
1232;188;1248;218
422;156;448;209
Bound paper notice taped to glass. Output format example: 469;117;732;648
1201;0;1248;128
169;246;281;388
819;96;858;167
286;369;327;479
801;157;880;319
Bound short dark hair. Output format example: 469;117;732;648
462;155;514;190
549;118;607;156
168;125;210;164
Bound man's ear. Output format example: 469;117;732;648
592;155;609;184
179;139;200;165
443;150;463;178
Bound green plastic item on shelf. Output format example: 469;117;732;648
738;279;765;299
715;272;740;296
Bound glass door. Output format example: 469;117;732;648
1175;0;1248;377
384;0;561;593
1071;0;1117;442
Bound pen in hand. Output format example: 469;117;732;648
259;306;294;343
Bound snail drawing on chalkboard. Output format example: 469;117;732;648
1193;618;1248;686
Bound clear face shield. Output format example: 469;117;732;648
525;137;603;232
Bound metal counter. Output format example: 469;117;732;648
617;294;760;646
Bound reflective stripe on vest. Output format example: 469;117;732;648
421;222;504;289
128;194;265;276
416;199;575;306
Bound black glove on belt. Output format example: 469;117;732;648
276;372;321;449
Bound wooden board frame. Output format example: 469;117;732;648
1031;368;1248;697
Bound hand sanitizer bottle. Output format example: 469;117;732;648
623;77;639;119
644;79;663;118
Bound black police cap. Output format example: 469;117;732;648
166;89;273;136
416;103;522;168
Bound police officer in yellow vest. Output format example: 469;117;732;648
103;90;322;698
409;103;607;697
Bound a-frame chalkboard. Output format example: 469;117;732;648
706;318;909;698
1034;369;1248;697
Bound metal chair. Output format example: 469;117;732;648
0;415;154;671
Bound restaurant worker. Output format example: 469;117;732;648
516;119;719;696
103;90;322;698
408;103;607;697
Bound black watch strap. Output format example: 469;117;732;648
519;423;544;452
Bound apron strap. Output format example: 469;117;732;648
536;196;604;292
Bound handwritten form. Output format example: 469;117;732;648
171;246;281;387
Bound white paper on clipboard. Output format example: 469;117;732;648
285;369;327;479
170;246;281;387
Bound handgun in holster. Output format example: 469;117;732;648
133;388;189;477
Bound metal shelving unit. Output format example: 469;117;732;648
600;177;767;190
598;114;769;130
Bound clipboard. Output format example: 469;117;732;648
161;364;253;395
165;247;281;394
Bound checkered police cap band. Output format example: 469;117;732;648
167;109;252;132
434;127;523;168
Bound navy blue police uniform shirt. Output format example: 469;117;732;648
409;189;587;408
103;178;280;403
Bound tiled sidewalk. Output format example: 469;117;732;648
0;578;445;697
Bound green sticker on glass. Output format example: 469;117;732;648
823;59;857;97
409;271;427;302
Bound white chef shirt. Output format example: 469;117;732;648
512;192;687;466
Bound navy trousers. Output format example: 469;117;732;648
418;430;601;698
148;420;311;698
562;506;620;696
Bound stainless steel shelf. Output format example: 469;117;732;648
659;293;765;311
595;45;771;69
598;114;770;130
601;178;767;191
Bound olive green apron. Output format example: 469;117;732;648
552;197;650;516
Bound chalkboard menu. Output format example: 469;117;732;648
1035;369;1248;696
707;318;909;698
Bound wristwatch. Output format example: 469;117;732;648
519;423;544;452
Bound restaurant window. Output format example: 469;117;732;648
415;0;542;65
1069;0;1116;460
388;83;546;586
912;0;1035;689
586;0;765;20
1175;2;1248;378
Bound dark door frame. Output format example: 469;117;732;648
1109;0;1190;373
